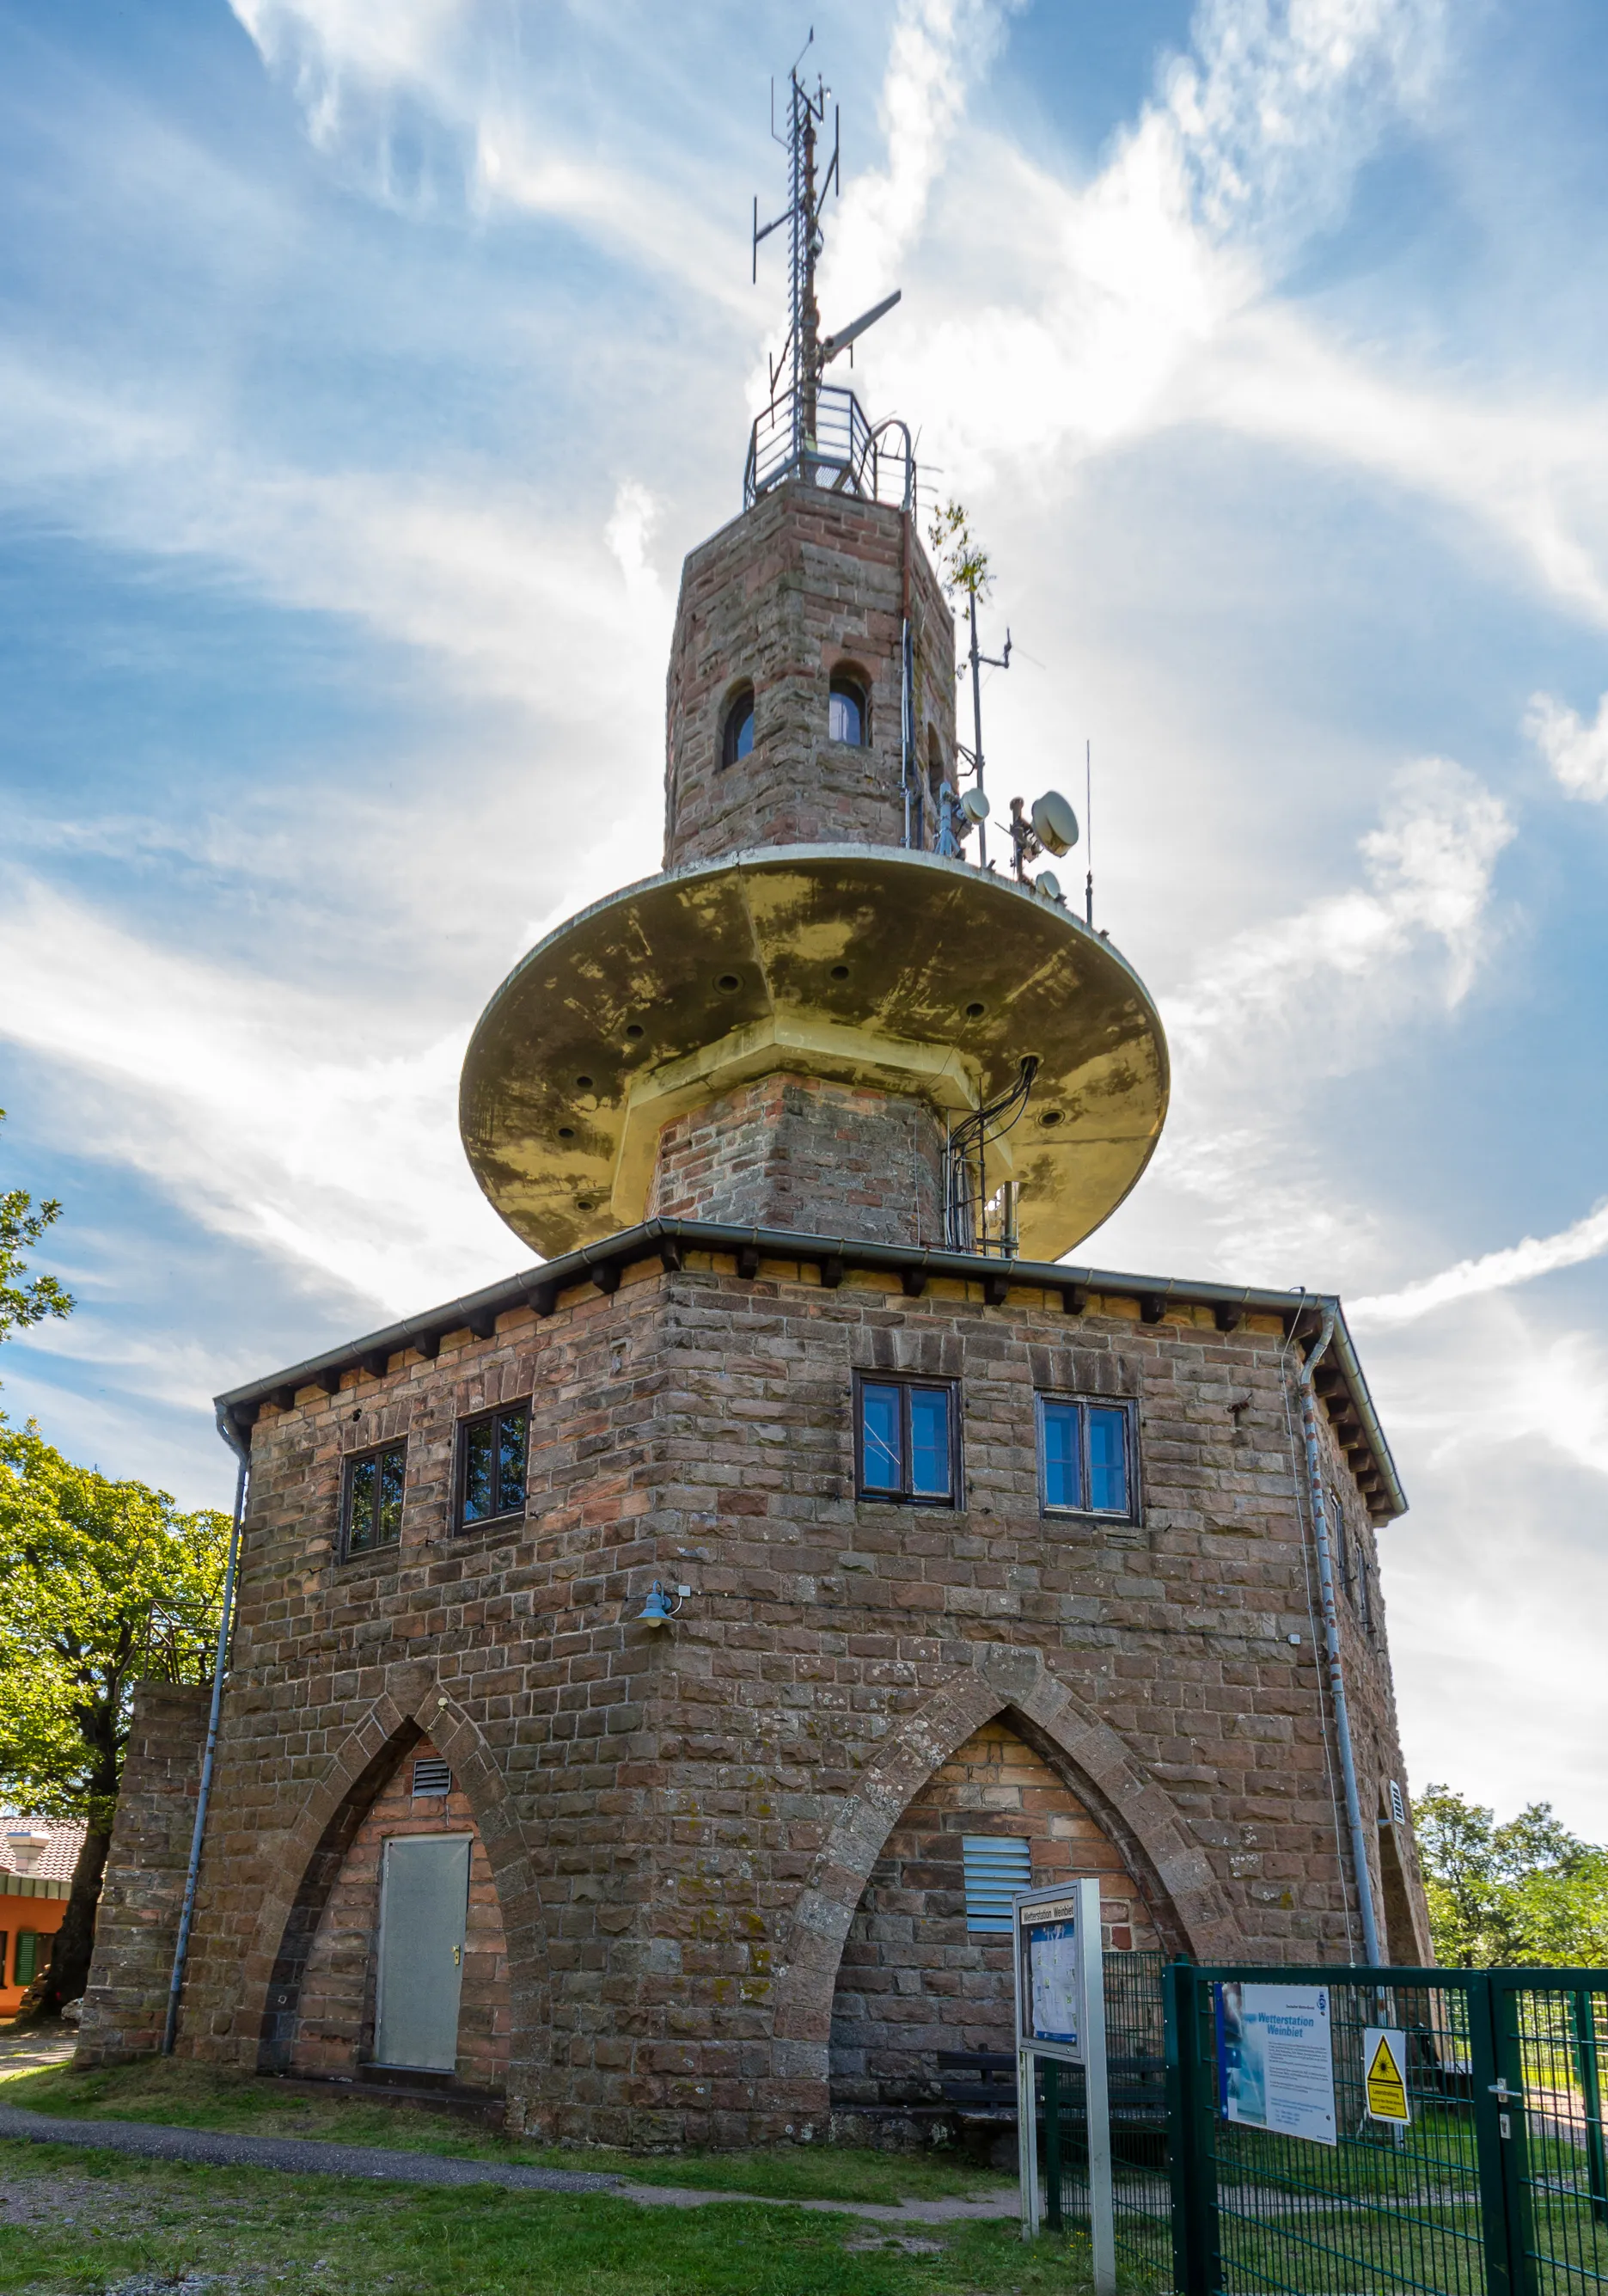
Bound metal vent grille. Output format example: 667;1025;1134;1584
1388;1779;1407;1828
411;1760;452;1797
962;1835;1033;1933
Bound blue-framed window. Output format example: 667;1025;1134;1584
962;1836;1033;1932
1036;1395;1135;1518
855;1375;957;1505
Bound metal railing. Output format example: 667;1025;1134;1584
743;382;914;511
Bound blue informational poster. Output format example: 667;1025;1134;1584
1029;1919;1080;2046
1017;1889;1082;2058
1215;1982;1337;2147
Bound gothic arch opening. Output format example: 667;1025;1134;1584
259;1724;511;2091
829;1711;1161;2113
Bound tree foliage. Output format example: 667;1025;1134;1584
926;499;991;599
1415;1783;1608;1968
0;1109;72;1346
0;1418;230;1828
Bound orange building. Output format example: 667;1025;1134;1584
0;1821;83;2014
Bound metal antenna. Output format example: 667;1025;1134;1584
957;597;1010;870
1085;738;1094;928
751;41;902;492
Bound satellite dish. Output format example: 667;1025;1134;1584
1030;790;1079;856
960;787;990;825
1036;870;1062;903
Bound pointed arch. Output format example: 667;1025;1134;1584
771;1647;1235;2094
239;1662;548;2092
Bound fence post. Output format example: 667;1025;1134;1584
1468;1970;1524;2296
1043;2058;1063;2232
1017;2042;1041;2241
1574;1989;1608;2228
1165;1960;1217;2296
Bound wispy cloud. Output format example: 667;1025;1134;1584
1165;756;1513;1057
1525;689;1608;801
0;874;517;1315
1352;1200;1608;1329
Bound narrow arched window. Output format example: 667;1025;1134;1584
721;684;755;768
829;673;868;747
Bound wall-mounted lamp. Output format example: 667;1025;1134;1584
637;1580;689;1629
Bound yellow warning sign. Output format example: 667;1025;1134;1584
1364;2027;1410;2125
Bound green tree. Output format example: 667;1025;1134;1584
0;1420;229;2015
1415;1783;1608;1967
0;1109;73;1344
926;499;991;599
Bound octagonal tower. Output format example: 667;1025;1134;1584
87;56;1429;2157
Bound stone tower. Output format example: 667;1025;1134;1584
80;73;1432;2147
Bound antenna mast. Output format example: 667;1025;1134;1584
751;36;901;497
960;594;1010;870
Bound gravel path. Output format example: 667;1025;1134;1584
0;2107;618;2195
0;2104;1018;2226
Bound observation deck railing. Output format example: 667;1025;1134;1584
743;383;915;513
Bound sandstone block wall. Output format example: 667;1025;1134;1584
650;1073;948;1246
165;1243;1426;2145
830;1716;1160;2110
289;1730;511;2090
76;1682;210;2066
663;483;956;868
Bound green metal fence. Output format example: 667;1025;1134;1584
1164;1962;1608;2296
1036;1950;1174;2285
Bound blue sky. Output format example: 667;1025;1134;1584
3;0;1607;1834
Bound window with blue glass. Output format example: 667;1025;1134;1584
828;672;867;746
1036;1395;1136;1519
720;683;755;767
855;1375;957;1505
455;1403;529;1530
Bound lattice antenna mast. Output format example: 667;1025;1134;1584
753;37;901;486
754;37;837;474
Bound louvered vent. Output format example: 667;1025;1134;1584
962;1835;1033;1933
412;1760;452;1797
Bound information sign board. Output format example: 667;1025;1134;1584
1015;1889;1083;2061
1216;1981;1337;2147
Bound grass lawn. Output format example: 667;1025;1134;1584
0;2054;1014;2208
0;2140;1110;2295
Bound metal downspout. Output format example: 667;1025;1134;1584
162;1408;250;2054
1297;1308;1382;1966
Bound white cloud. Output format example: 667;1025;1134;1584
0;341;675;725
1525;689;1608;801
1165;756;1512;1056
822;0;1022;323
1351;1198;1608;1329
0;874;519;1316
1088;757;1513;1289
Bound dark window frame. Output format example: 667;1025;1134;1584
853;1372;961;1508
1035;1393;1140;1523
454;1400;531;1534
340;1440;407;1561
828;669;870;748
720;683;755;768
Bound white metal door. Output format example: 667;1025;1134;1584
375;1834;470;2072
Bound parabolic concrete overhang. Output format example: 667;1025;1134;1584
458;844;1170;1264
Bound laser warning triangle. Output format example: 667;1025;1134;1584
1365;2030;1409;2124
